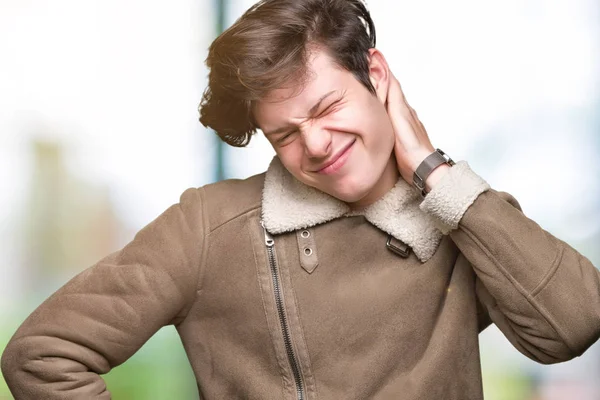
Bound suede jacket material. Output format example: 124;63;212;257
2;157;600;399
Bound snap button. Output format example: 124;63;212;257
301;230;310;238
304;247;313;256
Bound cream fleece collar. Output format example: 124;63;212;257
260;156;445;263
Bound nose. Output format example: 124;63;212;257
301;123;332;160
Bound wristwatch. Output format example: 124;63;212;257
412;148;455;198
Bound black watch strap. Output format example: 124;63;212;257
412;148;455;198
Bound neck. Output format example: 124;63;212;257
346;155;400;211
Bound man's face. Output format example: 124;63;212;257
254;47;397;207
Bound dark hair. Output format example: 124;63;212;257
198;0;376;147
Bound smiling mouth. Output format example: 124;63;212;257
315;139;356;173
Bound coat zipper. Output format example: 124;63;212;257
262;223;305;400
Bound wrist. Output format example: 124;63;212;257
412;148;455;197
424;163;451;194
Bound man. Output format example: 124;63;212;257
3;0;600;398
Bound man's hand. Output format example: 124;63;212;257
385;72;450;193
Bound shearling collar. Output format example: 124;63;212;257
260;156;445;263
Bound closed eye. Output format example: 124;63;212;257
276;129;297;144
274;92;345;145
316;104;335;117
316;97;344;118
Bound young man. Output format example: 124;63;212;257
3;0;599;399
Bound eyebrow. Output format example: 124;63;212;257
263;90;338;136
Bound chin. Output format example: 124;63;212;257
327;178;374;204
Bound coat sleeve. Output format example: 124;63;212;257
419;161;600;365
1;187;207;399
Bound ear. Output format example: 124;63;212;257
367;48;390;105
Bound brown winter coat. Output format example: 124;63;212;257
2;157;600;399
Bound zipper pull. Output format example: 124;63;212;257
261;221;274;247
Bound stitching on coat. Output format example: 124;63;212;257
210;204;261;234
247;214;289;396
531;244;564;297
286;256;319;398
458;223;576;358
175;187;210;323
196;186;210;294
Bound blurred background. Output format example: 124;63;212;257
1;0;599;398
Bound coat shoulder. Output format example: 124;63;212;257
200;172;265;231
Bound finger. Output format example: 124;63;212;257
387;71;407;106
386;78;412;128
390;110;422;150
403;95;429;140
407;105;426;136
388;72;434;154
386;85;420;149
